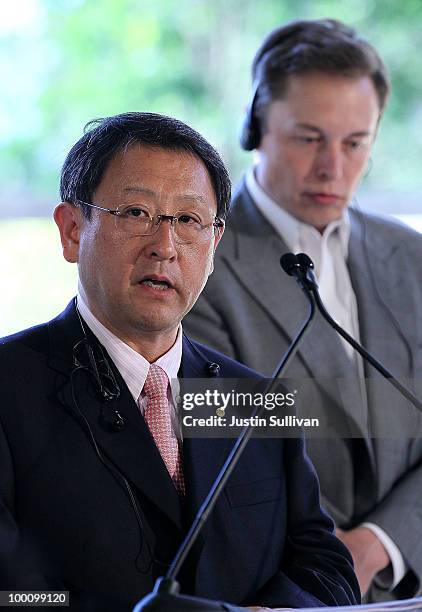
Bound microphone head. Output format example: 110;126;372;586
296;253;314;271
280;253;299;276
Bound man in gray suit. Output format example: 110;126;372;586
185;19;422;601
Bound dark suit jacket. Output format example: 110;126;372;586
185;180;422;600
0;301;359;610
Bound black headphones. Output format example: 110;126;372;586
239;38;295;152
72;337;119;400
239;79;261;151
72;336;125;432
239;34;291;151
72;303;124;432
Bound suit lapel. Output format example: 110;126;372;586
227;186;371;437
348;209;417;493
180;336;232;518
47;301;183;531
178;336;234;575
348;208;413;372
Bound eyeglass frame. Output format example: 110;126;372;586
73;199;225;241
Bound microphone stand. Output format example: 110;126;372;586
281;252;422;414
134;284;316;611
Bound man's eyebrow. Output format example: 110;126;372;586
174;194;210;206
295;123;323;134
344;130;373;138
123;186;210;205
123;186;155;197
295;123;373;138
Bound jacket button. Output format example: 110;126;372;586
207;362;220;377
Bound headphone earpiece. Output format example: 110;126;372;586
239;81;261;151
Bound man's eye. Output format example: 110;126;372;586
345;140;362;150
177;214;201;225
296;136;321;144
122;206;149;218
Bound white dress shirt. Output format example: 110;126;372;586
76;289;183;439
245;167;406;589
246;168;360;361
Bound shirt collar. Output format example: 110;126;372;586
245;166;351;258
76;290;183;402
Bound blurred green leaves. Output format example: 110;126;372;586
1;0;422;215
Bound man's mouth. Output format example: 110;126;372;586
305;192;343;205
138;276;174;291
140;279;171;290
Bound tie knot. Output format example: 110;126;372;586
144;364;169;400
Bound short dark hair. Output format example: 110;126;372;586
60;112;231;219
252;19;390;127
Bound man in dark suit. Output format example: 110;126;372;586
0;112;359;611
185;19;422;601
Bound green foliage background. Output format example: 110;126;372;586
1;0;422;334
2;0;422;216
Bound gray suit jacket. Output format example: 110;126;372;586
185;180;422;600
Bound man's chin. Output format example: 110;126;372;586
128;315;181;338
302;208;346;232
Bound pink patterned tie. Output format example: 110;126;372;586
143;364;185;495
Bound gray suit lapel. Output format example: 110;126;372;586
225;185;371;438
348;209;418;494
348;208;414;367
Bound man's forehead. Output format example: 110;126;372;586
282;71;378;99
95;144;216;207
109;144;206;174
268;73;380;134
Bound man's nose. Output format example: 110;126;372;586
314;142;344;181
143;218;178;260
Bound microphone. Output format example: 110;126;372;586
133;287;317;611
280;252;422;414
280;252;318;292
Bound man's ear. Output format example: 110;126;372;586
208;221;225;276
212;221;225;253
363;156;373;180
54;203;83;263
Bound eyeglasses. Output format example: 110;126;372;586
75;200;224;244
